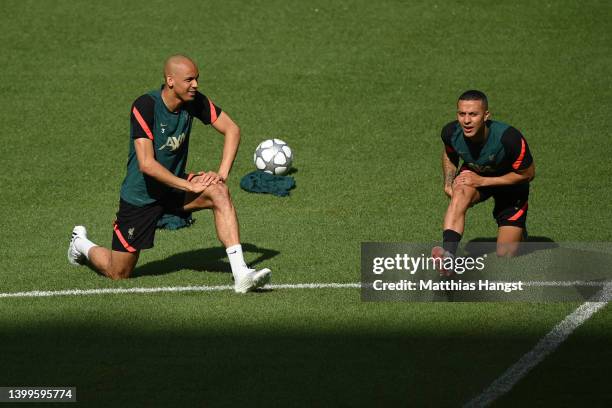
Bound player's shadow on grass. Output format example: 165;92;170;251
132;243;279;277
464;236;557;257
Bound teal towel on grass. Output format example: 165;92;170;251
156;212;194;230
240;171;296;197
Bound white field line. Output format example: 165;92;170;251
522;281;606;287
0;281;606;299
464;282;612;407
0;283;361;299
2;280;610;405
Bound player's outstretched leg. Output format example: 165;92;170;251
184;183;271;293
68;225;139;279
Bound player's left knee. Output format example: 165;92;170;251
449;186;474;211
106;264;133;280
207;183;232;208
496;245;519;258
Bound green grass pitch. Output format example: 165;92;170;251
0;0;611;406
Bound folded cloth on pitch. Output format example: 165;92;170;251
156;212;194;230
240;170;296;197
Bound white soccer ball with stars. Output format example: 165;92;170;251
253;139;293;175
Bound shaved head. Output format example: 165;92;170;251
164;54;197;78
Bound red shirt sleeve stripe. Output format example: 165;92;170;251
132;107;154;140
113;223;137;253
512;137;526;170
208;99;218;124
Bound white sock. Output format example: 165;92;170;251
75;236;97;260
226;244;249;275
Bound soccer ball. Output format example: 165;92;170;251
253;139;293;175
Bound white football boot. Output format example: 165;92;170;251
67;225;87;266
234;268;272;293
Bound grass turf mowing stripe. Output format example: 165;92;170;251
0;281;606;299
464;282;612;407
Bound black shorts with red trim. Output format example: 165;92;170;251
112;192;187;253
476;183;529;228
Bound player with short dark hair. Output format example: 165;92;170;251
433;90;535;274
68;55;271;293
456;89;488;108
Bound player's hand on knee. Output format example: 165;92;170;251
187;174;211;193
454;170;483;188
188;182;209;194
190;171;221;186
190;171;207;184
198;171;223;186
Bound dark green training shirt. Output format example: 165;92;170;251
120;87;222;206
441;120;533;176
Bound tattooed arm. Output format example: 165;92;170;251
442;148;458;198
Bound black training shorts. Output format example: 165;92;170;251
476;183;529;228
112;192;187;253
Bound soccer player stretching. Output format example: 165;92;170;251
433;90;535;274
68;55;271;293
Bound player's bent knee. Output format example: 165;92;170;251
496;245;519;258
107;272;125;280
107;266;133;280
204;182;227;197
452;185;476;198
207;183;232;207
449;186;475;209
104;251;137;280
